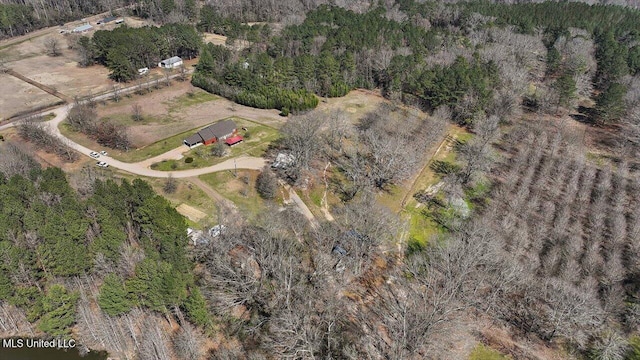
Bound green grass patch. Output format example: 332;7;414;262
404;202;440;253
199;170;266;218
307;186;324;207
469;344;511;360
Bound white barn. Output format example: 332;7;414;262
72;24;93;33
158;56;183;69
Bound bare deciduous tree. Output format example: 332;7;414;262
44;37;61;57
172;323;203;360
131;103;144;122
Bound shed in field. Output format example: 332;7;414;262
72;24;93;33
97;16;117;24
158;56;183;69
225;135;243;146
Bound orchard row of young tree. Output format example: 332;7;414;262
0;161;207;339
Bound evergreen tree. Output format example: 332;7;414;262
184;287;211;329
37;285;79;337
595;82;627;125
98;274;132;316
554;71;577;110
196;45;216;77
629;45;640;75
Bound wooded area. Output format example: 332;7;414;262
3;0;640;358
0;161;206;340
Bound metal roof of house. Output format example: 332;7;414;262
225;135;243;145
102;16;117;23
184;133;203;146
73;24;93;32
199;120;237;141
160;56;182;65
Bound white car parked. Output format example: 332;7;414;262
89;151;100;159
100;150;108;156
96;161;109;168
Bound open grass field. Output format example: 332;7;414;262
199;170;266;218
94;81;284;148
469;344;511;360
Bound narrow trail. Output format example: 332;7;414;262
321;162;335;221
398;130;457;213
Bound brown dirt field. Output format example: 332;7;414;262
314;89;387;123
203;33;228;46
9;51;114;98
176;203;208;222
0;14;156;117
0;73;61;120
95;81;284;147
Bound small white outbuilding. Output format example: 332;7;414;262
158;56;183;69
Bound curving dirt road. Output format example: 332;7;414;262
54;105;265;177
1;104;266;178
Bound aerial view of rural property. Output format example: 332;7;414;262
1;0;640;359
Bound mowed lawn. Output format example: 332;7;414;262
199;170;267;218
151;117;279;171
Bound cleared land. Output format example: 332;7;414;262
0;74;62;120
315;89;386;121
0;14;157;120
176;203;208;222
9;51;114;98
61;82;284;161
199;170;268;218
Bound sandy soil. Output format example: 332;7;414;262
314;89;386;123
203;33;228;46
176;203;208;222
0;74;61;120
9;52;114;98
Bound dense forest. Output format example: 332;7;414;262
89;23;201;81
0;154;207;344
